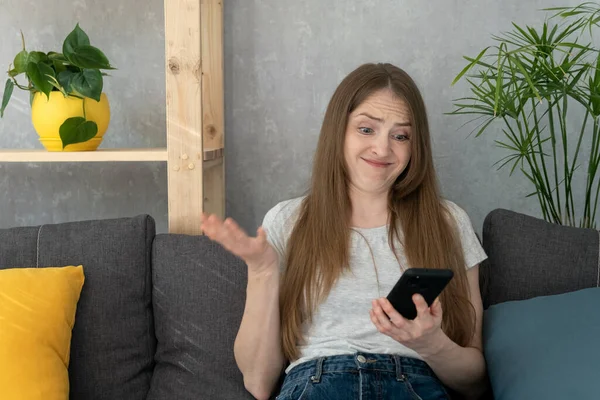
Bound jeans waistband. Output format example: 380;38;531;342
286;353;436;383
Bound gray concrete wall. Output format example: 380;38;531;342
0;0;586;234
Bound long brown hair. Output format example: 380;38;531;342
280;63;475;362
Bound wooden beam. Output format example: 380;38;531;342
201;0;225;219
165;0;204;235
0;148;168;162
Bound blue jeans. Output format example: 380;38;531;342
276;352;451;400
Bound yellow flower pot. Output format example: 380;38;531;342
31;91;110;151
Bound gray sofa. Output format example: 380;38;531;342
0;208;598;399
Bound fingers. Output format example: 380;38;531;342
369;308;382;331
201;213;265;243
216;218;234;243
224;217;247;243
372;296;444;352
430;297;443;317
256;226;268;243
370;299;398;333
413;294;430;320
201;214;249;249
200;213;222;239
377;298;407;328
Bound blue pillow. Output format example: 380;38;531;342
483;287;600;400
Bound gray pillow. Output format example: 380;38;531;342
479;208;599;309
483;287;600;400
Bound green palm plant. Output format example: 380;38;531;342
449;2;600;228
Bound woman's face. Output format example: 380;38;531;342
343;88;413;196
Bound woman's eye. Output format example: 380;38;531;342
393;134;409;141
359;127;374;135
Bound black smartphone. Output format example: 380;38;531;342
386;268;454;320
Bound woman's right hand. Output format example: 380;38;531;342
200;213;280;275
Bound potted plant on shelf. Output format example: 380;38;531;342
0;23;115;151
448;3;600;229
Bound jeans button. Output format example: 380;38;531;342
357;355;367;363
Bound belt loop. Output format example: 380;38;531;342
392;354;404;381
310;357;325;383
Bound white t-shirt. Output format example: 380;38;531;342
262;196;488;373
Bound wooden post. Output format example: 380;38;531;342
201;0;225;219
164;0;225;234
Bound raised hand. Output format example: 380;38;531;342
200;213;279;275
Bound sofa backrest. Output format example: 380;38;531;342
0;215;156;400
479;208;600;309
5;207;595;399
148;233;253;400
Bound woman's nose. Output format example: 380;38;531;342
371;133;390;157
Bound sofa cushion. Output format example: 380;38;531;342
479;208;599;308
148;234;253;400
0;265;85;400
0;215;156;400
483;287;600;400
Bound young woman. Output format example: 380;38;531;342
201;63;488;400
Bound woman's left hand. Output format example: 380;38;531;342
369;295;448;358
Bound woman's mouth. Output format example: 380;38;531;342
362;158;391;168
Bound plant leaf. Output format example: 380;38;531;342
59;117;98;149
473;117;496;137
542;6;569;11
591;52;600;117
57;70;77;93
593;51;600;88
494;43;506;116
525;190;540;198
62;23;90;59
46;75;68;96
547;23;559;43
451;47;490;86
70;69;103;101
1;79;15;117
48;51;68;74
462;55;495;70
495;137;520;149
452;103;495;112
52;59;67;75
493;154;521;172
13;50;29;74
66;45;113;70
510;55;541;101
47;52;67;62
511;22;536;44
559;10;587;17
27;61;55;98
28;51;48;64
526;25;541;43
555;42;592;51
554;18;588;43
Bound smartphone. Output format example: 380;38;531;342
386;268;454;320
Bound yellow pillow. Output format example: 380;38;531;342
0;265;85;400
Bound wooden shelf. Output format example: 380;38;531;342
0;0;226;234
0;148;168;162
0;148;223;163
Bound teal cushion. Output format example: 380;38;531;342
483;287;600;400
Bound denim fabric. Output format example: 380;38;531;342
276;353;450;400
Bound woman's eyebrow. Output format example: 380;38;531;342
356;112;411;127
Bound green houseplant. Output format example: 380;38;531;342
0;24;115;150
449;3;600;229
